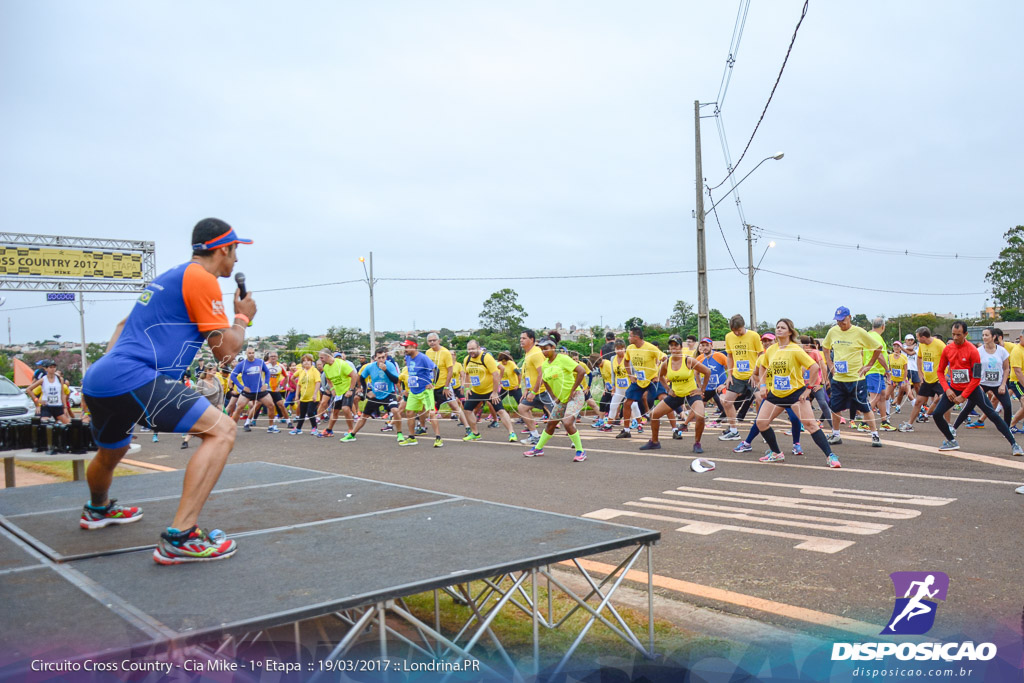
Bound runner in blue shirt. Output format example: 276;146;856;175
339;347;402;443
397;340;438;446
229;347;278;433
81;218;256;565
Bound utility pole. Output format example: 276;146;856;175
77;292;87;373
360;253;377;354
746;223;757;331
694;100;710;339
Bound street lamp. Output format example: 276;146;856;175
693;123;783;338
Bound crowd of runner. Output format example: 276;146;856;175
78;306;1023;470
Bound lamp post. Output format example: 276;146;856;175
694;124;783;336
359;254;376;355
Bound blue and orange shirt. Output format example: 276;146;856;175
83;262;230;397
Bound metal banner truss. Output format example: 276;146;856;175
0;232;155;292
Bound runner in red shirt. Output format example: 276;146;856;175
933;321;1021;455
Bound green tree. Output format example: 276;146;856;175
708;309;730;340
999;307;1024;322
852;313;871;330
326;325;366;354
986;226;1024;309
667;300;695;332
282;328;310;362
479;289;528;335
623;317;645;332
86;343;106;364
297;337;336;357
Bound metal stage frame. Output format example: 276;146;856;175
0;462;659;679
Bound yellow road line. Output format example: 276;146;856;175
559;557;882;637
120;458;177;472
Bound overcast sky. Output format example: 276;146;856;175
1;1;1020;345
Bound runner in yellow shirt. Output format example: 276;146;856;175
589;352;614;429
642;335;710;453
888;341;913;419
289;354;321;434
822;306;883;447
598;340;641;432
755;319;843;468
617;326;666;439
719;314;764;441
424;333;467;440
496;351;523;416
461;339;517;442
517;329;555;444
909;326;947;425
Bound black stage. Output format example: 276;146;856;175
0;462;659;672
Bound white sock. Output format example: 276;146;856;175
871;431;879;437
832;429;841;437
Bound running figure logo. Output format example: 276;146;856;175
881;571;949;635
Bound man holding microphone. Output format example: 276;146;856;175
82;218;256;565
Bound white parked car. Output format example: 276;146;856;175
69;385;82;407
0;377;36;421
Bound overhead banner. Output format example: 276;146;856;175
0;246;144;280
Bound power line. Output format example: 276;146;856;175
709;0;810;191
714;0;752;111
380;269;736;282
254;278;363;293
757;268;988;296
705;185;749;276
754;226;996;261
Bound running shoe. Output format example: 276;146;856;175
415;426;428;435
693;442;703;454
879;422;896;432
398;436;418;446
487;421;500;429
80;500;143;530
523;447;544;457
826;454;842;469
938;439;960;451
1012;443;1023;457
636;424;644;434
139;426;151;432
152;434;159;442
759;452;785;463
243;423;251;432
434;437;444;448
732;441;752;453
339;433;356;443
317;429;334;438
615;429;631;439
966;420;985;429
1012;426;1024;434
718;428;741;441
629;418;638;431
573;451;587;462
592;418;606;429
826;434;843;445
950;427;957;439
153;526;236;565
871;434;882;448
508;432;518;443
838;417;847;425
289;429;302;435
463;432;482;442
792;443;804;456
598;424;614;432
267;425;280;433
916;415;930;424
639;441;661;451
381;423;394;432
525;434;540;445
311;428;321;437
672;429;684;440
180;441;188;449
898;422;914;433
677;423;689;432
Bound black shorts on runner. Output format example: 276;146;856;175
1010;382;1024;400
498;388;523;405
40;405;65;419
727;376;752;396
85;376;211;450
433;387;460;407
242;390;270;401
363;394;398;416
270;391;284;404
918;381;944;398
765;389;808;407
464;392;504;414
523;391;555;412
333;394;355;409
663;394;701;412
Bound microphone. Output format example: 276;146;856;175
234;272;247;299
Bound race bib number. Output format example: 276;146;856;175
891;369;902;378
834;360;848;374
605;382;613;391
736;360;750;373
951;368;969;384
450;377;457;387
923;361;934;373
501;380;510;388
802;369;810;382
470;376;481;387
635;369;646;381
373;382;388;393
984;370;1000;383
773;375;792;392
616;378;628;388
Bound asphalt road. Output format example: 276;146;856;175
127;410;1024;643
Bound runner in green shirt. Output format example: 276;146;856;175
522;333;589;462
318;349;360;437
